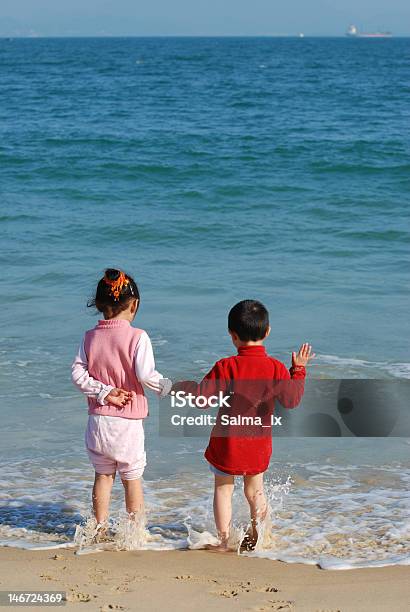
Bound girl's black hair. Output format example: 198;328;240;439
87;268;140;319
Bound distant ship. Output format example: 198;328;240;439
346;24;392;38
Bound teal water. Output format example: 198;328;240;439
0;37;409;566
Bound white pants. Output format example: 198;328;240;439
85;415;146;480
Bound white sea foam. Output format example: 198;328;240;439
314;353;410;379
0;456;409;569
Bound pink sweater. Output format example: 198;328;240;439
84;319;148;420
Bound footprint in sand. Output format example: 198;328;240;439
238;581;276;593
214;581;249;597
100;605;125;612
39;573;59;582
130;574;151;583
220;589;239;598
254;601;294;611
88;567;112;586
66;591;97;603
238;581;253;592
216;581;280;597
111;574;148;593
174;575;194;580
111;586;129;593
176;574;223;586
264;586;279;593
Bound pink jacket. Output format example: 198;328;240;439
84;319;148;420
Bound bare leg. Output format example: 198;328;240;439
207;474;235;550
243;473;267;546
92;472;115;525
121;478;144;516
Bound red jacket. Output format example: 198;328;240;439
175;345;306;475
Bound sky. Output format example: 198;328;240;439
0;0;409;37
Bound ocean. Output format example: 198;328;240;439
0;36;409;568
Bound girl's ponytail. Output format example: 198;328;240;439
87;268;140;319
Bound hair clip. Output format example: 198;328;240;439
104;271;129;301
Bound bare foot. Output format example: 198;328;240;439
93;523;114;544
240;533;257;552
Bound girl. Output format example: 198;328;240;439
72;268;170;532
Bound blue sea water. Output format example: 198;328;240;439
0;37;409;566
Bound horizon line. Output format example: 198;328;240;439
1;34;408;39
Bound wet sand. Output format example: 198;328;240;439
0;547;408;611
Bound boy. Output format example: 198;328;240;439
173;299;314;551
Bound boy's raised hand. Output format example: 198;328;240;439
106;387;132;407
292;343;315;367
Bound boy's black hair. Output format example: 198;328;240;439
88;268;140;319
228;299;269;342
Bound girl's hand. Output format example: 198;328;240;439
292;343;315;367
106;388;132;407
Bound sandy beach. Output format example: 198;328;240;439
0;547;408;612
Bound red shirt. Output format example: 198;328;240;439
175;345;306;475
